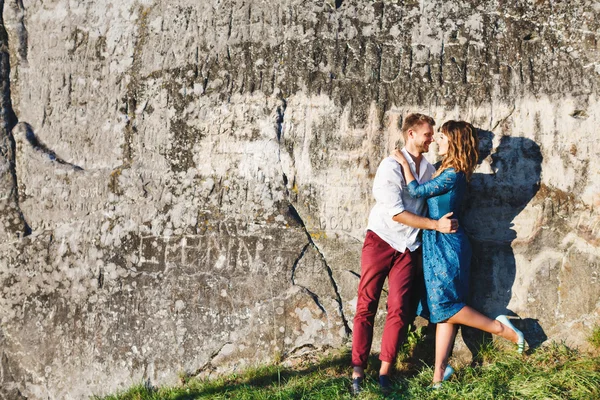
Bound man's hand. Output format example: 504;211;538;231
435;212;459;233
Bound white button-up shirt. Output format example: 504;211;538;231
366;148;436;252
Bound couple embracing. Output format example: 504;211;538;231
351;113;525;395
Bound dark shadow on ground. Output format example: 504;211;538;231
170;352;354;399
169;347;440;400
405;321;437;368
519;318;548;350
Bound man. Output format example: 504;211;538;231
351;113;458;395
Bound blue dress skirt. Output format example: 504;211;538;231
407;168;471;323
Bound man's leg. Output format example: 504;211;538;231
408;247;423;327
352;231;396;377
378;248;417;372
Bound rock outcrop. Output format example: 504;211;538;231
0;1;599;398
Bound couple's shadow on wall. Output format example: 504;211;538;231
458;128;546;358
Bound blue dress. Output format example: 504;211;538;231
407;168;471;323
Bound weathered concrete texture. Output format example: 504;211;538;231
0;0;599;398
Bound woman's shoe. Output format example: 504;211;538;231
429;365;454;390
496;315;525;354
443;365;454;381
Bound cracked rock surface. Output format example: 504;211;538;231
0;1;599;399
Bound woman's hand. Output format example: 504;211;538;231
391;149;416;184
391;149;410;167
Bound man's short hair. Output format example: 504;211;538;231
401;113;435;141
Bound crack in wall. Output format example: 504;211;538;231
189;342;233;378
112;6;151;188
129;10;149;157
285;343;319;357
439;37;444;86
275;98;286;141
271;97;351;336
11;0;26;64
0;0;28;238
0;340;28;400
287;204;351;335
15;122;83;170
290;242;327;314
490;104;516;131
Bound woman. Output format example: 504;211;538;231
393;120;525;386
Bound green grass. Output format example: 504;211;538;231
95;342;600;400
588;325;600;349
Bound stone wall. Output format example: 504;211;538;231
0;1;599;398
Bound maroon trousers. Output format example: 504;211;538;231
351;230;419;368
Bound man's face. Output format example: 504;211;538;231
409;123;435;154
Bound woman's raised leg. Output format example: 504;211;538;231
446;306;518;343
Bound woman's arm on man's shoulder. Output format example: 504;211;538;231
407;168;458;199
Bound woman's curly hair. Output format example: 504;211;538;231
435;120;479;181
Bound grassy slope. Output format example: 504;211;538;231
96;339;600;400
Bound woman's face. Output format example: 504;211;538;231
437;132;449;156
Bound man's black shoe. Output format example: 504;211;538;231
351;377;363;396
379;374;392;395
